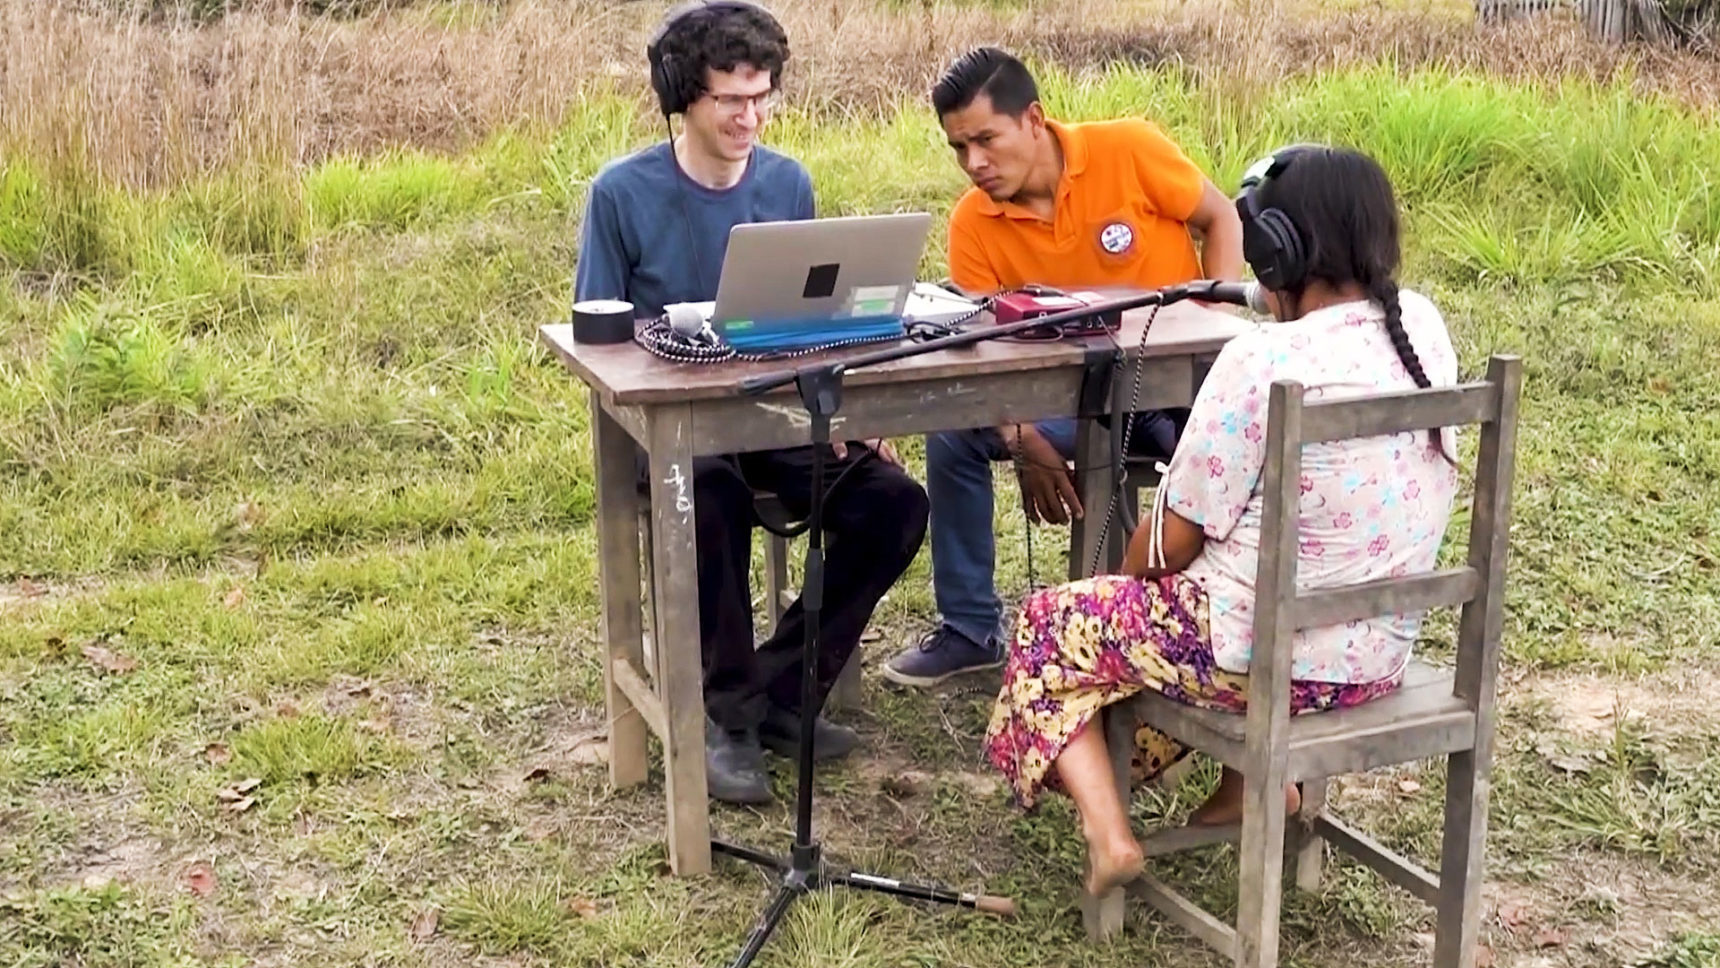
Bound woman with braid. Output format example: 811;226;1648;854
983;145;1461;896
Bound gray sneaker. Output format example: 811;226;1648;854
881;625;1004;688
705;718;774;805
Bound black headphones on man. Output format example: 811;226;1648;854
647;0;776;118
1234;145;1315;292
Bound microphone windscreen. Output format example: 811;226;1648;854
1246;281;1271;315
667;303;708;339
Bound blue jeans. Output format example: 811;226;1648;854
925;412;1181;647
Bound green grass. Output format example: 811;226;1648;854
0;883;206;968
1640;934;1720;968
3;49;1720;968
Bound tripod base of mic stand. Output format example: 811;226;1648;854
713;838;1017;968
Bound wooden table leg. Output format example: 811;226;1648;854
1069;417;1119;581
593;393;648;791
646;404;712;875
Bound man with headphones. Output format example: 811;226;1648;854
574;1;929;805
883;47;1245;689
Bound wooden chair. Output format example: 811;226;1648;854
1082;354;1523;968
639;494;862;713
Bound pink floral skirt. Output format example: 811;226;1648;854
984;574;1401;808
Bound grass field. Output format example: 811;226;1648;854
4;1;1720;966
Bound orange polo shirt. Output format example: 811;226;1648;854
947;118;1206;294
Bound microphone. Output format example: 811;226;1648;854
738;281;1266;395
739;287;1177;395
666;303;717;344
1158;279;1270;314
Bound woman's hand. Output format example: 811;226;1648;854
1006;424;1083;525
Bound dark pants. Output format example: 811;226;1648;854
661;446;928;732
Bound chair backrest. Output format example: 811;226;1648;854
1246;354;1524;727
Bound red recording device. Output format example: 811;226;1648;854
991;286;1122;335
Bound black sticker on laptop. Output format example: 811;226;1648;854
802;263;840;300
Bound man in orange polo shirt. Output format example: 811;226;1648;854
884;46;1243;687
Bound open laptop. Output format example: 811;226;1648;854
704;213;933;352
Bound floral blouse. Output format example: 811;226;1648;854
1160;291;1461;683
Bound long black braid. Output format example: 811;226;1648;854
1366;276;1451;463
1257;144;1453;464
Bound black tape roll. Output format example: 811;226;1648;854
571;299;636;345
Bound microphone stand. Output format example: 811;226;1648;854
713;286;1186;967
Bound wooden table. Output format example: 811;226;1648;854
540;300;1253;875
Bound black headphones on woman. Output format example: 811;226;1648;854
1234;145;1317;292
646;0;777;117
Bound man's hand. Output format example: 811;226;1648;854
1007;424;1083;525
831;438;901;466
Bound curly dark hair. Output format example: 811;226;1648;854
651;1;790;115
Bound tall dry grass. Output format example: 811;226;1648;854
1;0;1718;192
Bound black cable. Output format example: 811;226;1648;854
1087;302;1162;577
750;447;879;540
635;316;909;364
1009;300;1165;590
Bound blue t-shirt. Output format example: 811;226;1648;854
574;142;816;319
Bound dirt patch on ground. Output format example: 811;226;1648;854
1310;665;1720;968
0;576;104;613
1521;665;1720;741
3;780;167;894
1484;851;1718;967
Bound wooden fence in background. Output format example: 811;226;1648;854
1474;0;1682;42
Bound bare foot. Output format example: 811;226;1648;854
1190;775;1301;827
1085;837;1145;896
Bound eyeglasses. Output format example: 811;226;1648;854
705;90;782;116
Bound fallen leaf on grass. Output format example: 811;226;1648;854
1475;942;1495;967
217;778;261;802
568;897;598;919
1538;743;1597;774
568;737;608;767
1397;778;1422;795
204;743;232;765
182;862;217;897
1497;900;1528;930
223;585;246;609
275;700;300;718
1534;927;1567;948
216;778;261;813
409;907;440;941
82;640;138;674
